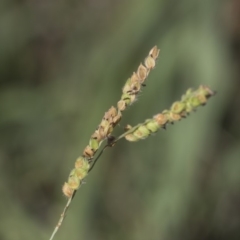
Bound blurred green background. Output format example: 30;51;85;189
1;0;240;239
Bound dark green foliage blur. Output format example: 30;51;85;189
1;0;240;239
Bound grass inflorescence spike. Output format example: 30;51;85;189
50;45;215;240
117;46;160;111
62;46;160;198
124;85;215;142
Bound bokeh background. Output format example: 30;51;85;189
1;0;240;240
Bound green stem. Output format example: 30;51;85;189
49;195;74;240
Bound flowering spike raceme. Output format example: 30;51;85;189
117;46;160;112
62;106;121;198
124;85;215;142
50;45;216;240
62;46;160;198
